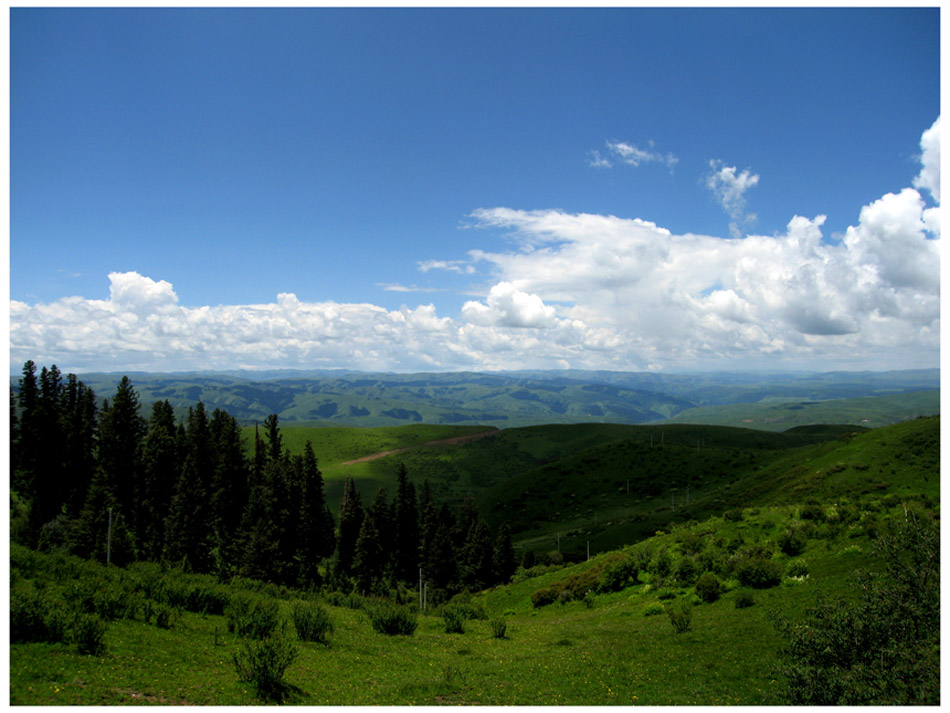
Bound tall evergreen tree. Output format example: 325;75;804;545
62;374;98;519
460;520;495;591
492;523;517;584
299;441;334;587
392;463;420;584
331;477;364;586
139;400;179;560
353;488;391;595
96;376;146;543
209;408;250;578
164;403;214;572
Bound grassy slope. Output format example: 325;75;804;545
658;389;939;430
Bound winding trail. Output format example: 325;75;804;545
340;428;499;466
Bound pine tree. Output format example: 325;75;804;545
139;400;179;560
62;374;98;519
331;477;364;586
492;522;517;584
299;441;334;587
164;403;214;572
209;408;250;578
392;463;420;584
353;488;390;595
460;520;495;591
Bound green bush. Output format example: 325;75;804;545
442;605;466;634
694;572;721;603
73;613;108;656
290;601;333;645
735;590;756;609
785;559;810;578
226;593;281;640
772;510;939;704
777;527;808;556
155;605;175;630
530;587;558;608
10;583;71;644
232;632;298;703
675;556;698;586
642;601;665;617
490;617;507;639
366;602;417;636
723;509;744;522
666;601;692;634
736;556;783;589
597;554;638;593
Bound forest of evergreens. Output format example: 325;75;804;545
10;361;516;602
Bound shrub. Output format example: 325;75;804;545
694;572;721;603
666;601;692;634
155;605;175;630
73;613;108;656
367;602;417;636
723;509;744;522
597;555;638;593
290;601;333;645
557;589;573;605
777;527;808;556
735;590;756;609
642;602;665;617
800;501;826;521
490;617;507;639
442;605;465;634
233;632;298;703
785;559;810;578
675;556;698;586
10;584;71;644
736;556;783;589
772;509;939;704
530;587;558;608
226;594;281;640
582;592;595;609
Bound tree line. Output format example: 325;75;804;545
10;361;517;599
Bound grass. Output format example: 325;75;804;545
11;490;928;705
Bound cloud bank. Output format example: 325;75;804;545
10;119;940;374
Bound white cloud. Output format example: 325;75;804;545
913;115;940;203
418;259;475;274
589;139;678;171
10;120;940;374
705;160;760;238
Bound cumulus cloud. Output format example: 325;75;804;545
913;115;940;203
10;119;940;374
588;139;678;170
705;160;760;238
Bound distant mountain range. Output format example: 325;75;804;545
25;367;938;429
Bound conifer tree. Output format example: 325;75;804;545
392;463;420;584
492;522;517;584
62;374;98;519
353;488;391;595
139;400;179;560
331;477;364;585
460;520;495;591
96;376;146;542
299;441;334;586
209;408;250;578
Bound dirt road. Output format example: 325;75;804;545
340;428;498;466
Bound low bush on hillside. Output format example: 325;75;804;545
736;557;783;589
735;590;756;609
666;601;692;634
694;572;721;603
232;632;299;703
442;605;466;633
777;527;808;556
290;601;333;645
489;617;507;638
226;594;281;640
10;583;71;644
642;601;665;617
597;554;638;593
366;602;417;636
772;510;939;704
73;613;108;656
530;587;558;608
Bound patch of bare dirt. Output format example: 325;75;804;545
341;429;498;466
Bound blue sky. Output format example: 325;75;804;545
9;7;941;374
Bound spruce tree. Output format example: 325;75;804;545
331;477;364;586
492;523;517;584
209;408;250;578
353;488;390;595
392;463;420;584
139;400;179;560
299;441;334;586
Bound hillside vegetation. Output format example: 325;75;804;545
62;368;939;428
11;416;938;704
